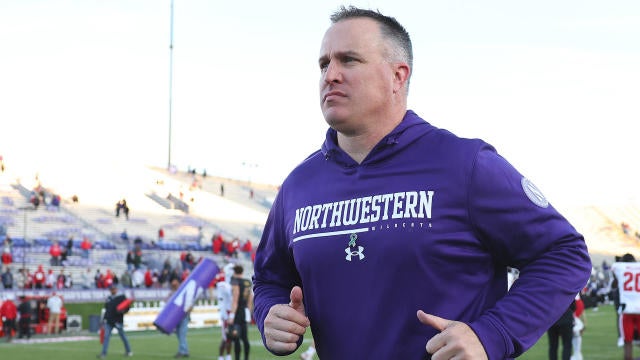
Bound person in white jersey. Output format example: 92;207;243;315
216;269;233;360
611;253;640;360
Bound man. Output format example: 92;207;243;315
0;294;17;342
252;6;592;359
17;296;32;339
216;270;233;360
97;285;132;358
170;278;191;358
611;253;640;360
229;265;252;360
1;266;13;289
33;264;46;289
46;291;63;334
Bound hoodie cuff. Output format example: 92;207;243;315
469;316;513;360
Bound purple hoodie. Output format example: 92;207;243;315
253;110;591;359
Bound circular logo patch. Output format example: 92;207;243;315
521;177;549;208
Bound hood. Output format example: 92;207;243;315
320;110;432;167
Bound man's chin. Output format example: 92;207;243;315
322;109;349;128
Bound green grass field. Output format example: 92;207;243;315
0;304;625;359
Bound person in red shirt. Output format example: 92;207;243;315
33;264;46;289
0;295;18;342
212;233;224;254
103;269;114;289
49;240;62;266
80;237;92;259
144;269;153;288
241;239;252;253
1;248;12;265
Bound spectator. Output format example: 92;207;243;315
30;191;40;209
23;268;33;289
81;268;93;289
66;272;73;289
49;240;62;266
103;269;114;289
131;269;144;288
241;239;252;260
50;194;61;209
120;229;129;241
126;245;143;271
120;270;132;289
212;233;224;254
94;269;103;288
33;265;46;289
115;199;130;220
1;266;13;289
65;236;74;257
80;237;92;259
1;246;12;266
45;268;55;289
158;227;165;243
56;269;66;290
144;268;153;288
158;268;170;288
16;268;26;289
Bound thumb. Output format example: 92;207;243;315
289;286;305;314
417;310;451;332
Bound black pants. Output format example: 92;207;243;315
232;322;250;360
548;322;573;360
3;319;16;339
18;317;31;338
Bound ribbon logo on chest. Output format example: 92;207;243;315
345;233;364;261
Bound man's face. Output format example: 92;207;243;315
319;18;396;134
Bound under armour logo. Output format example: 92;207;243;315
345;246;365;261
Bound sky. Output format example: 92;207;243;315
1;0;639;209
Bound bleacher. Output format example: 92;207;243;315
1;165;266;286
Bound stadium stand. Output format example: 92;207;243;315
1;164;267;291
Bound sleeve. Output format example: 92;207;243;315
466;146;592;359
252;188;304;355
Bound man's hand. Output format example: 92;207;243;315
417;310;488;360
263;286;310;354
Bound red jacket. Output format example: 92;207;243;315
49;244;61;257
80;238;92;251
0;300;17;320
1;251;12;265
212;235;224;254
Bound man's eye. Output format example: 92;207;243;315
343;56;356;63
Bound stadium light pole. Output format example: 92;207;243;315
167;0;175;170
